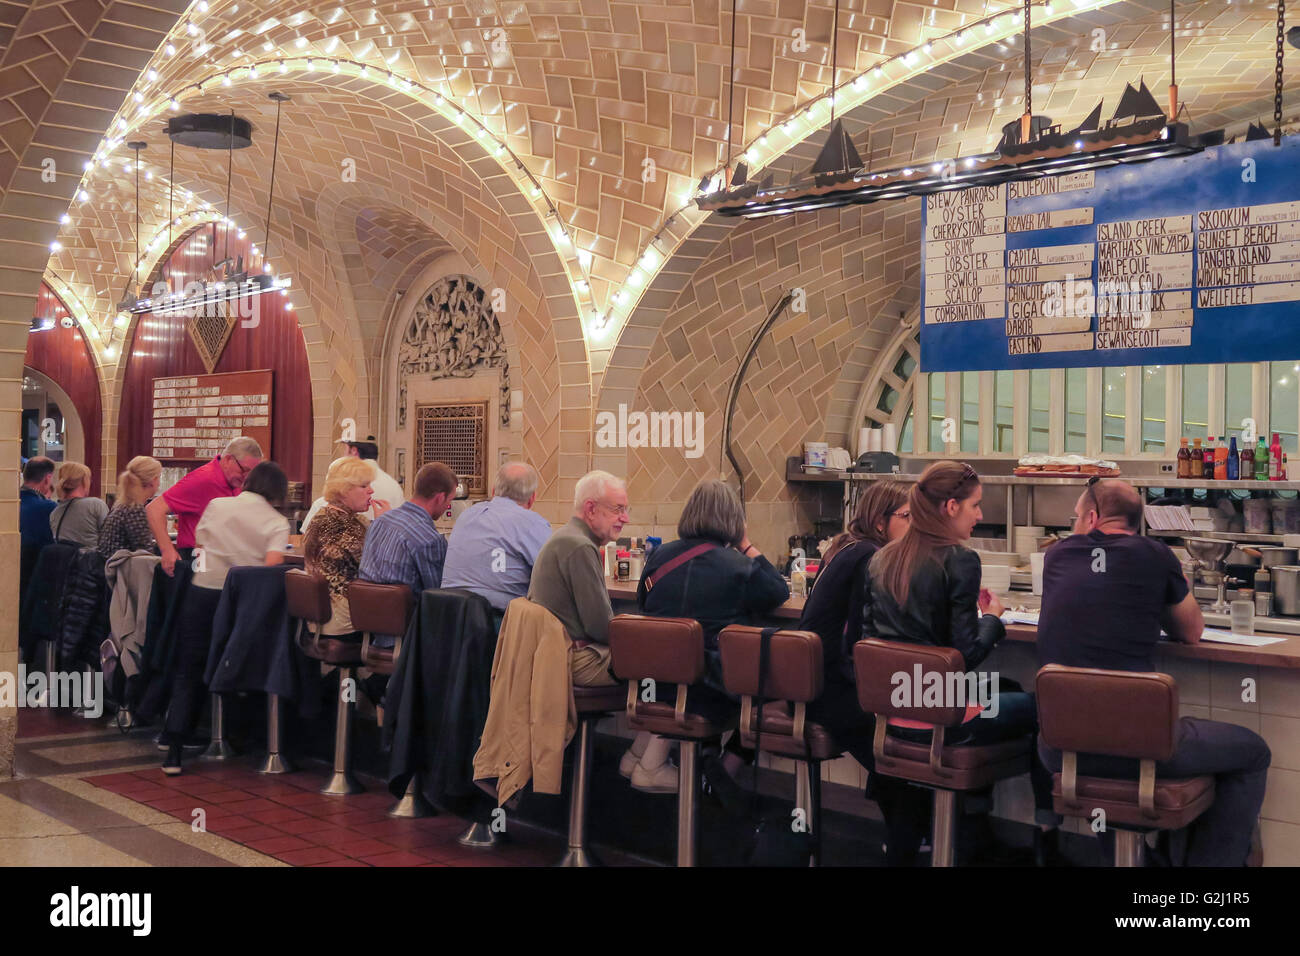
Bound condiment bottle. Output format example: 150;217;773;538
604;541;618;577
629;543;645;581
1177;437;1191;478
616;549;631;581
1190;438;1204;478
1227;437;1239;480
1240;439;1255;482
1203;436;1216;476
1255;435;1270;480
1214;437;1229;480
1271;433;1283;480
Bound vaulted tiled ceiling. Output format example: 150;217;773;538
59;0;1291;348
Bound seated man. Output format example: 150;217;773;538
441;461;553;619
527;470;628;687
1038;478;1270;866
357;461;458;599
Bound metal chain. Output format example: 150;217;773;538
1024;0;1032;122
1276;0;1285;145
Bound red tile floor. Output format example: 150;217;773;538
85;763;570;867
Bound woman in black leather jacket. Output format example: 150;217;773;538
864;460;1058;863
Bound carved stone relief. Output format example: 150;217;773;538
396;276;510;428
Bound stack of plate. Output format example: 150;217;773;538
980;562;1012;594
1014;526;1046;553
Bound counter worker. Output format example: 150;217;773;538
146;436;264;576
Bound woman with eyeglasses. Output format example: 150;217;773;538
797;480;930;862
863;460;1058;864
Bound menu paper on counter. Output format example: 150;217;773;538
920;135;1300;371
151;369;273;461
1199;629;1288;647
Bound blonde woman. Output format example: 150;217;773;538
49;461;108;548
98;456;162;558
302;456;383;636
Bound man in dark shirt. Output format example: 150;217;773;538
19;457;57;550
1038;479;1270;866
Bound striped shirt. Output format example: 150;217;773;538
357;501;447;597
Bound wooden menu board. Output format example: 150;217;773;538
151;369;272;461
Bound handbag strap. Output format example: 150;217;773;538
644;541;718;590
55;497;80;540
750;625;778;815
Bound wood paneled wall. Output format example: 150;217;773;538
116;225;314;494
24;283;103;496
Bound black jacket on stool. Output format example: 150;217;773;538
384;587;498;819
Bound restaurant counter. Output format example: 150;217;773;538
606;579;1300;864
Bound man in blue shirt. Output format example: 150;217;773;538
358;461;458;597
441;461;554;612
19;457;56;549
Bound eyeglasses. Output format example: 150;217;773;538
1084;475;1102;518
598;502;629;518
888;509;911;521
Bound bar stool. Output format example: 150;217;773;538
608;613;735;867
286;568;364;795
556;683;627;866
347;580;427;817
853;639;1032;867
1036;664;1215;867
719;625;842;866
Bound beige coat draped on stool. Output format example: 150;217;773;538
473;598;577;806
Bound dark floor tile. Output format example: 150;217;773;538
247;835;314;855
278;846;347;866
358;850;436;867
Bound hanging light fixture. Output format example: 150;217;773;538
113;141;147;313
131;101;288;315
698;0;1214;220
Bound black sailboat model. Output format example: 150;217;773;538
810;119;864;186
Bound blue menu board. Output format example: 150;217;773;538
919;135;1300;371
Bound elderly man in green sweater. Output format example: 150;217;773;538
527;470;629;686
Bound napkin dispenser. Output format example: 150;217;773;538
853;451;900;473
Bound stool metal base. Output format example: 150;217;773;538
556;847;601;867
388;777;435;818
320;669;363;796
556;719;598;866
320;770;364;795
1114;829;1145;867
457;821;501;848
201;695;236;759
258;752;295;774
72;664;99;718
931;789;958;868
676;740;699;867
257;694;293;774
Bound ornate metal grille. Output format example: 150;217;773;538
414;402;487;495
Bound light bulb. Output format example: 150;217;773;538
169;97;180;110
165;43;176;56
50;241;61;252
60;213;70;224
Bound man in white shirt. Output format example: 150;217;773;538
300;436;404;532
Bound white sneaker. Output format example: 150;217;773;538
619;749;640;778
631;761;679;794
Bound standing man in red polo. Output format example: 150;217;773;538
146;436;264;576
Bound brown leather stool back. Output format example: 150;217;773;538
718;625;823;702
285;569;331;627
608;614;727;739
1036;664;1212;829
347;581;415;638
852;638;1029;790
281;552;306;568
286;569;362;666
1036;665;1179;761
347;580;416;675
719;626;839;761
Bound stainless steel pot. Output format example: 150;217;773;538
1270;565;1300;616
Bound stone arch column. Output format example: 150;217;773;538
0;1;191;774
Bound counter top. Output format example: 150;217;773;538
606;581;1300;669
